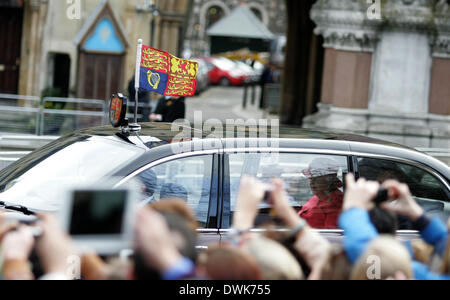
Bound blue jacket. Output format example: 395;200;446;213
338;208;450;280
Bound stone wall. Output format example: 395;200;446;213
303;0;450;149
17;0;189;97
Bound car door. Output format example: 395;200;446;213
219;150;351;244
117;147;222;250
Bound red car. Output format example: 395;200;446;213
204;57;250;86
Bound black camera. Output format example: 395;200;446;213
263;185;275;204
373;188;389;205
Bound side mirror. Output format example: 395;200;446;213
110;93;128;128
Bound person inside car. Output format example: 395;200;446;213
298;158;344;229
159;183;189;202
138;169;158;204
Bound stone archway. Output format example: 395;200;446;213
247;2;269;26
199;1;230;39
75;1;129;100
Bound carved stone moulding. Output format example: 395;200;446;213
311;0;380;52
311;0;450;54
432;0;450;58
382;0;435;32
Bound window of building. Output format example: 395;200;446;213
250;7;263;22
206;6;225;29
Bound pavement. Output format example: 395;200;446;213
186;86;278;123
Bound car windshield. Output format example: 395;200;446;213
0;135;144;212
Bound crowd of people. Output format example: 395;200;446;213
0;173;449;280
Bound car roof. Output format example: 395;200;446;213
77;122;212;144
78;123;412;149
73;123;450;181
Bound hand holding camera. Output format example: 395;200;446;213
378;180;424;222
343;174;424;221
343;174;380;211
233;176;268;231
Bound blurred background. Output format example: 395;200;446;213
0;0;449;165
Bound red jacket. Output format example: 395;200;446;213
298;190;343;229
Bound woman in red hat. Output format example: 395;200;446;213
298;158;344;229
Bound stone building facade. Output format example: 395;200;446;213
282;0;450;149
183;0;287;57
0;0;190;100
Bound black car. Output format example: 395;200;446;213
0;121;449;248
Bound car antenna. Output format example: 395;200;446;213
128;38;143;134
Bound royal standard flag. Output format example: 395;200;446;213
138;45;198;97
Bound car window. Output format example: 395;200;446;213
357;157;450;223
227;153;349;229
136;155;213;228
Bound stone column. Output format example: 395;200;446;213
304;0;379;134
369;0;434;115
304;0;450;149
365;0;435;147
428;0;450;148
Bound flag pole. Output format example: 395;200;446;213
134;39;143;126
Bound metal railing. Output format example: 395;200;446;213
40;97;107;136
0;151;31;171
0;94;109;136
0;135;59;151
0;93;41;135
0;94;156;136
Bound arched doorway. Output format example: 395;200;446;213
247;2;269;26
250;8;263;22
205;5;226;29
75;2;129;101
199;1;230;39
0;6;23;94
